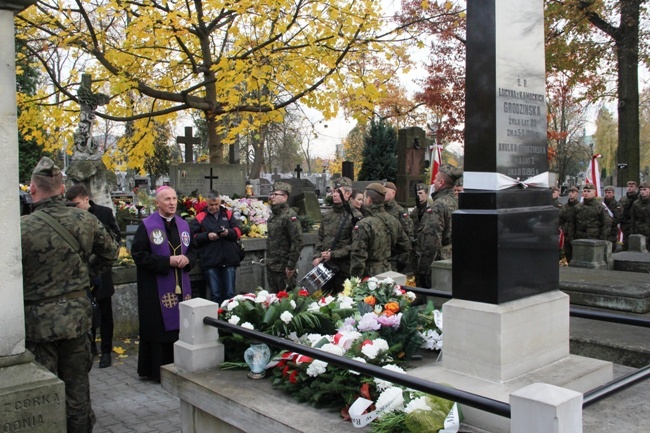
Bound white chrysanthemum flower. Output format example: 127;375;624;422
306;360;328;377
373;339;389;352
280;311;293;324
406;291;416;301
367;281;378;291
307;302;320;313
240;322;254;330
361;343;381;360
382;277;394;285
349;357;366;375
373;364;405;391
318;295;335;306
321;343;344;356
375;387;405;417
404;396;431;414
338;296;355;310
290;300;296;309
367;277;379;283
226;300;239;311
228;315;240;325
305;333;325;345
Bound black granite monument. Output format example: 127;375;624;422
453;0;558;304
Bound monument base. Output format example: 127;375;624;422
0;351;66;433
409;291;613;433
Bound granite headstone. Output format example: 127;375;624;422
170;164;246;197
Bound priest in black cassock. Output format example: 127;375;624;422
131;186;196;382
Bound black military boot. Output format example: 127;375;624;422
99;353;112;368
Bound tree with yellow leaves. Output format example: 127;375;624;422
16;0;411;169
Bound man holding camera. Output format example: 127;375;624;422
190;190;243;305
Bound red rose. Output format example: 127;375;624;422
361;339;373;347
217;308;224;316
282;365;290;377
277;291;290;299
289;370;299;384
298;289;309;297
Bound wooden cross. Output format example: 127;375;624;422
294;164;303;179
176;127;201;163
204;167;219;190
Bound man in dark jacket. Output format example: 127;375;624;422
189;190;243;305
620;180;640;250
66;184;121;368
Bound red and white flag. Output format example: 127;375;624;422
429;144;442;196
585;153;602;196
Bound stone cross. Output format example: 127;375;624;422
73;73;109;160
204;167;219;190
294;164;303;179
176;127;201;163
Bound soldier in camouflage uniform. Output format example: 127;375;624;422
383;182;414;273
350;183;410;277
631;182;650;249
571;183;611;241
620;180;640;250
312;177;357;293
603;185;623;247
559;186;580;262
21;157;119;433
266;181;303;292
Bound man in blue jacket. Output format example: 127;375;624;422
190;190;243;304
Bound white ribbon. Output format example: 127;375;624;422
464;171;550;191
349;397;461;431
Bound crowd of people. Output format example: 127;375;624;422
557;180;650;263
20;154;650;432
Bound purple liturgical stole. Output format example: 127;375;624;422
143;213;192;332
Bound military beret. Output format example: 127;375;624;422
455;177;464;187
439;164;462;183
384;181;397;191
639;182;650;189
365;182;387;196
416;183;428;191
583;183;596;190
551;186;560;192
32;156;61;177
569;186;579;192
627;180;637;186
331;177;352;189
604;186;615;192
272;181;292;194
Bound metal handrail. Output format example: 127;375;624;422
203;317;512;418
583;365;650;407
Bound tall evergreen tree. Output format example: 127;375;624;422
358;119;397;182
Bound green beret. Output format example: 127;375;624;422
331;177;352;189
551;186;560;192
639;182;650;189
569;186;579;192
384;181;397;191
272;181;292;194
603;186;615;192
365;182;387;196
416;183;428;192
32;157;61;177
439;164;462;183
583;183;596;190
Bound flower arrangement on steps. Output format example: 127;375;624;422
218;277;456;432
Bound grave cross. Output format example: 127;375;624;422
176;127;201;163
294;164;303;179
204;167;219;190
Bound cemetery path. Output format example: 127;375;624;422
89;339;181;433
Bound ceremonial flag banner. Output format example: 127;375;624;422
429;144;442;196
585;154;602;196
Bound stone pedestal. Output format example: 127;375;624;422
570;239;612;270
430;259;452;292
409;291;612;433
395;127;427;208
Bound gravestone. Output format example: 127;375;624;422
396;127;427;207
259;178;273;197
283;178;321;224
133;177;150;191
170;163;246;197
342;161;355;181
176;127;200;163
0;4;66;432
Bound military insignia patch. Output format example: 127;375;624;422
151;229;165;245
181;231;190;247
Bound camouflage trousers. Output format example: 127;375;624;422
27;333;95;433
266;269;298;293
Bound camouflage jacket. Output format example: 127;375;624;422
313;203;356;275
371;205;411;259
384;200;415;240
22;196;119;342
571;198;611;240
559;199;579;238
631;197;650;238
266;202;303;272
604;197;623;238
411;201;438;273
430;187;458;259
349;206;392;278
620;192;640;230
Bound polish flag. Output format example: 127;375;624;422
585;154;602;196
429;144;442;196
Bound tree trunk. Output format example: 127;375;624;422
206;114;224;164
249;134;264;178
614;0;641;186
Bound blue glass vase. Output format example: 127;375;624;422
244;342;271;379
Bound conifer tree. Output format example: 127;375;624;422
358;119;397;182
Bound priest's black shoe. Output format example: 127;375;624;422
99;353;112;368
